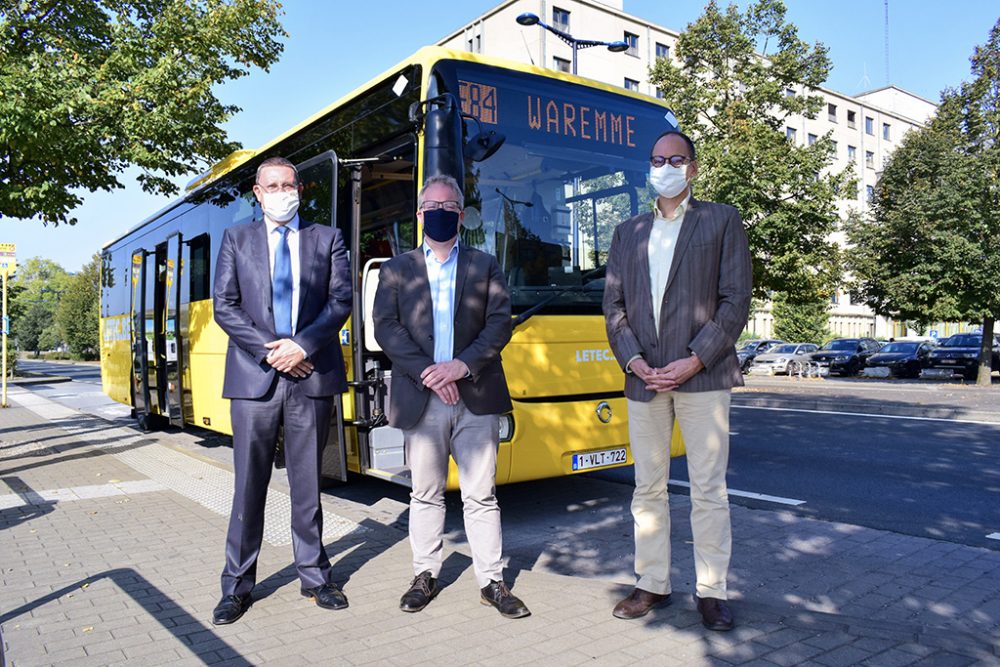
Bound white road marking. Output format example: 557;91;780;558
0;480;166;509
668;479;806;506
987;533;1000;541
732;404;1000;427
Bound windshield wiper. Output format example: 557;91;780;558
511;266;605;329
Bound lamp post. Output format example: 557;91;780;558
515;12;629;76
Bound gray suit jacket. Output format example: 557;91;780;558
602;198;752;400
373;244;513;430
213;219;352;399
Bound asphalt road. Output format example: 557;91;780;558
14;359;1000;550
589;404;1000;550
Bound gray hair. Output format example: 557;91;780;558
417;175;464;209
256;156;300;185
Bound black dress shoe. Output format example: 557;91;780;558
695;594;735;631
212;594;252;625
301;582;348;610
612;588;671;619
400;570;439;613
480;580;530;619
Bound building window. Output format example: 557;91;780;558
831;291;839;305
866;185;875;202
624;77;639;92
785;87;796;97
847;110;856;129
655;42;670;60
655;88;666;99
828;103;837;122
865;150;874;168
865;116;874;135
624;31;639;56
831;140;838;154
883;122;891;140
552;7;570;32
786;127;797;142
466;34;481;53
553;56;571;73
807;133;817;146
847;145;857;160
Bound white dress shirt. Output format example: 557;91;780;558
648;193;690;328
265;214;301;334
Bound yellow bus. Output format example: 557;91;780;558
100;46;683;489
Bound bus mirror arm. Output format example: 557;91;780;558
461;113;505;162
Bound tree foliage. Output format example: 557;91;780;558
9;257;70;354
57;254;101;359
771;292;832;344
649;0;849;303
0;0;285;225
846;19;1000;384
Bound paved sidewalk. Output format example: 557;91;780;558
1;385;998;666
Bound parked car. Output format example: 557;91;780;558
810;338;882;376
864;340;936;378
736;339;785;373
924;333;1000;380
748;343;819;375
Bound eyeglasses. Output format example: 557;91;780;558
649;155;692;168
420;200;463;212
259;183;298;194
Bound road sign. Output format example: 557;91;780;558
929;329;938;338
0;243;16;275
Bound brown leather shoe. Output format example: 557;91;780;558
612;588;671;619
695;594;735;631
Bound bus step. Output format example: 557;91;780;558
363;466;412;488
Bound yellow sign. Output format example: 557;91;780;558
0;243;15;275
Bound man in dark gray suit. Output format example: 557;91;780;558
603;131;752;631
211;156;352;625
373;175;529;619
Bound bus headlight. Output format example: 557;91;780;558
498;414;515;442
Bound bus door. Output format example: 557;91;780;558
129;248;164;428
162;233;184;427
293;150;349;482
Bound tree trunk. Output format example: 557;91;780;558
978;316;995;386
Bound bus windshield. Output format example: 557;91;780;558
435;60;673;315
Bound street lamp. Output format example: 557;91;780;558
515;12;629;76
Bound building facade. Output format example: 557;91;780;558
438;0;943;340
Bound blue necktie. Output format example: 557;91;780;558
272;226;293;338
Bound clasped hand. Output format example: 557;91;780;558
420;360;470;406
631;355;703;392
265;339;313;378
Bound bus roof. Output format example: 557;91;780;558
103;45;671;251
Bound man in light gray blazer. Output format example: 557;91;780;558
603;131;752;631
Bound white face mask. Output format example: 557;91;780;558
649;163;690;199
261;190;300;223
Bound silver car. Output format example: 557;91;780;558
748;343;819;375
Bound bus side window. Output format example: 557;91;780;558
188;234;211;302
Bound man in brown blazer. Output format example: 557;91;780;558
603;131;752;631
373;175;530;619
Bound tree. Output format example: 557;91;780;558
9;257;69;355
57;254;101;359
846;19;1000;385
648;0;849;303
0;0;285;225
771;292;832;344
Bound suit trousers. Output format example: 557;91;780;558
627;389;732;599
404;394;503;588
221;376;334;596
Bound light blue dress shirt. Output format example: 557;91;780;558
424;241;459;363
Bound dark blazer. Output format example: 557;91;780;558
213;219;352;399
373;244;513;430
603;198;752;400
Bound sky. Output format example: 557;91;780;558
3;0;997;273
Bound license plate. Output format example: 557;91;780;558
817;366;830;376
940;359;957;364
864;367;890;378
572;448;627;471
923;368;954;378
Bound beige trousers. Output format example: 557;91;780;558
627;389;732;599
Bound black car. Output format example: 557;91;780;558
810;337;881;376
925;333;1000;380
735;339;784;373
865;341;935;378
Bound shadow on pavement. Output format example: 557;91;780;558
0;568;252;666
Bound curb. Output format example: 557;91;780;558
6;375;73;385
732;394;1000;423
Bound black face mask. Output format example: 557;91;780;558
422;208;460;242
